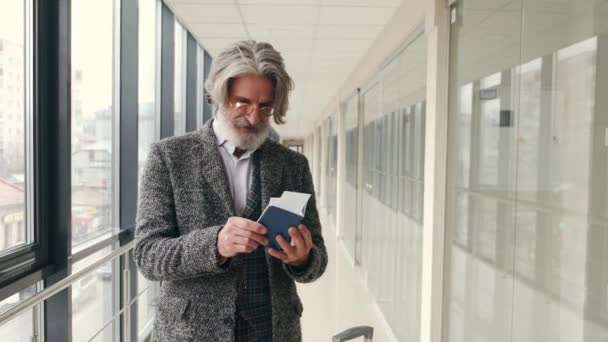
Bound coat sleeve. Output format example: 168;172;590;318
133;143;228;281
283;157;328;283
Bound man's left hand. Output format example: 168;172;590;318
267;224;312;268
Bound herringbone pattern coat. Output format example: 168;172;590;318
134;120;327;342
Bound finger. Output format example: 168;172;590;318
232;236;259;249
288;227;305;249
298;224;313;249
234;230;269;246
276;235;295;256
235;244;256;254
267;248;288;262
234;218;267;234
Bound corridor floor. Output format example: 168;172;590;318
298;212;398;342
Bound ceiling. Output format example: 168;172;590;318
164;0;402;138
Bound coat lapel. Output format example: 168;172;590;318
258;140;284;209
192;120;235;216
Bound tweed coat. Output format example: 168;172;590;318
134;120;328;342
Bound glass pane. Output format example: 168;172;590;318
513;1;608;341
71;0;116;248
446;1;608;342
72;247;116;342
137;269;160;340
137;272;154;337
352;32;427;342
88;318;117;342
0;285;38;342
196;45;205;129
444;1;522;341
138;0;158;182
0;1;27;253
0;308;34;342
173;20;186;136
341;94;359;259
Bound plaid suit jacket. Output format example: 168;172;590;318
134;119;327;342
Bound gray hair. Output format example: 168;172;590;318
204;40;294;125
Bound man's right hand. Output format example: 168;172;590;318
217;217;269;258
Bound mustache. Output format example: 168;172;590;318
232;117;267;131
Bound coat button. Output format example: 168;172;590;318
223;317;234;325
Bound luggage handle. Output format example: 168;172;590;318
332;325;374;342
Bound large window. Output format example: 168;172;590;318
138;0;159;180
137;0;160;337
196;44;206;129
444;1;608;341
173;20;186;136
0;285;38;342
0;1;28;254
71;247;116;341
0;1;207;341
71;0;116;249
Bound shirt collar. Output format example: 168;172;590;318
212;118;254;160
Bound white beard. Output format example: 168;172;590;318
214;110;269;151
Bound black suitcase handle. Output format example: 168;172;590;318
332;326;374;342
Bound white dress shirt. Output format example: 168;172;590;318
212;119;256;216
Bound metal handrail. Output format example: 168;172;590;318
0;241;135;327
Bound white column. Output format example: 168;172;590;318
419;1;451;342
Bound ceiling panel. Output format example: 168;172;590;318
315;38;371;53
169;0;402;138
248;24;316;40
171;4;240;24
197;38;239;54
263;39;314;53
319;6;396;25
240;5;320;25
189;23;247;38
322;0;401;6
238;0;322;4
169;0;238;3
317;24;384;39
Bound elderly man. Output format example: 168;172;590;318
134;40;327;342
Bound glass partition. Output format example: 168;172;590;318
341;94;359;258
343;32;427;341
444;1;608;341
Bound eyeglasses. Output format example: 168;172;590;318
230;100;274;118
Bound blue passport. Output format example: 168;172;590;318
258;191;311;251
258;206;304;250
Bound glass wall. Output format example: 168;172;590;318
326;114;338;224
0;0;218;340
196;45;205;129
138;0;158;180
71;247;116;341
341;93;359;258
0;285;38;341
333;32;427;341
137;0;160;337
444;1;608;341
0;310;35;342
173;20;186;136
0;1;28;253
71;0;116;249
